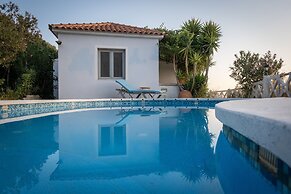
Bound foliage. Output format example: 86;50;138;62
183;74;208;98
16;38;57;98
192;74;208;97
17;69;37;96
0;13;25;67
0;79;4;92
0;2;57;99
179;30;194;76
159;27;180;72
158;18;221;96
0;2;40;86
230;50;283;97
0;88;20;100
200;21;222;56
176;69;187;82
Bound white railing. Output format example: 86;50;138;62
209;88;243;98
252;72;291;98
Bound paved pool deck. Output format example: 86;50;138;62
215;97;291;166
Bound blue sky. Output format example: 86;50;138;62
6;0;291;90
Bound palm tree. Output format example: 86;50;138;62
181;18;201;51
189;52;203;92
182;19;201;36
200;21;222;82
179;30;194;76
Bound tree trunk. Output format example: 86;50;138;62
173;54;177;73
6;66;10;89
205;67;209;82
205;56;210;83
190;63;196;92
185;56;189;76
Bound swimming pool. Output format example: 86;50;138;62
0;99;289;194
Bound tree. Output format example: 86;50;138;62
181;18;201;52
230;50;283;97
179;19;221;96
200;21;222;82
158;18;222;98
189;52;203;92
0;12;26;86
159;28;180;73
0;2;39;88
179;30;194;76
0;2;56;99
16;38;57;98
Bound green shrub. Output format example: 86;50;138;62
0;79;5;93
17;69;38;97
183;74;208;98
0;89;20;100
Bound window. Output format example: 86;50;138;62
98;49;125;79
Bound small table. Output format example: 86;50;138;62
140;86;151;90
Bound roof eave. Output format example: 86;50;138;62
49;24;59;38
49;28;164;40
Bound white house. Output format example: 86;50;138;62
49;22;179;99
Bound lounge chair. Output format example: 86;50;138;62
115;80;162;98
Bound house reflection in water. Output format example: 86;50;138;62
51;109;161;180
1;107;286;193
51;108;216;183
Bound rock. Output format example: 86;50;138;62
23;95;41;100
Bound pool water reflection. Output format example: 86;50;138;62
0;108;287;194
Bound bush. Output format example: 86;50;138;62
176;70;188;85
17;69;38;97
193;75;208;97
183;74;208;98
0;89;20;100
0;79;5;93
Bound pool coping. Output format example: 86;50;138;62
215;97;291;166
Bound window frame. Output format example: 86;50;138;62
98;48;126;79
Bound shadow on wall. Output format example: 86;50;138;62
68;48;93;76
159;61;177;86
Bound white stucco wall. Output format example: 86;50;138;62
53;59;58;99
57;32;160;99
159;61;179;98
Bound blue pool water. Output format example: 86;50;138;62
0;108;287;194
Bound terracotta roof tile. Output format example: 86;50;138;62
49;22;164;36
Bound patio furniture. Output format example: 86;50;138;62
115;80;163;98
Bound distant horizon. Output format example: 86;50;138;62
5;0;291;90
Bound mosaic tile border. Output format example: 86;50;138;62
223;125;291;194
0;98;231;120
